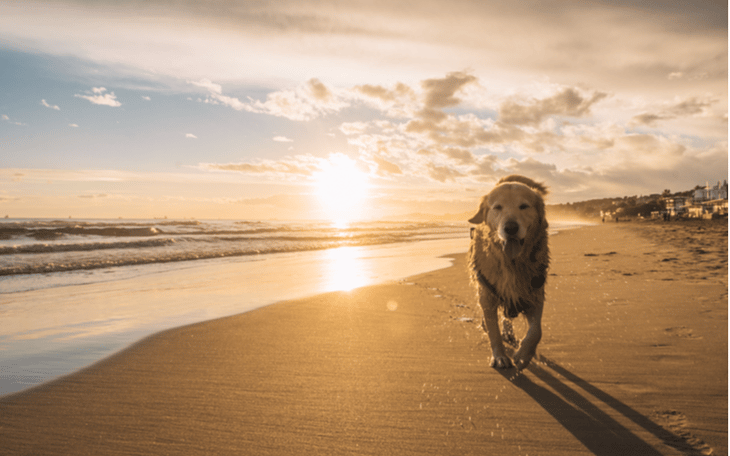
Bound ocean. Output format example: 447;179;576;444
0;218;467;293
0;218;470;395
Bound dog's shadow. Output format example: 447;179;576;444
496;351;693;456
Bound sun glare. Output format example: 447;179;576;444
314;155;369;223
322;246;368;292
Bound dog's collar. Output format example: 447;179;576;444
474;269;544;319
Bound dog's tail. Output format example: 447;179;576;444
497;175;548;196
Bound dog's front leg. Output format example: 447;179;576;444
513;305;543;370
479;292;512;369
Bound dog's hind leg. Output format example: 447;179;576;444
513;305;543;370
501;317;517;346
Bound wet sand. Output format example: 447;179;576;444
0;221;726;455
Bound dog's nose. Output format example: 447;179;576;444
504;221;519;237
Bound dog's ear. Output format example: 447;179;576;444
468;197;488;224
532;190;548;232
536;196;546;224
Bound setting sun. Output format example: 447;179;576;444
314;154;370;222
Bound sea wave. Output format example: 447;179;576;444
0;238;177;255
0;219;469;278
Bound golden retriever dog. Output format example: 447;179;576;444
468;175;550;370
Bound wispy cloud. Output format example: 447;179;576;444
74;87;121;107
2;114;26;126
248;79;350;121
41;99;60;110
68;123;79;128
185;133;198;139
189;78;222;94
188;78;249;111
497;88;608;127
630;96;717;126
202;154;331;180
78;193;109;199
189;78;350;121
141;95;151;101
2;0;724;96
273;136;293;142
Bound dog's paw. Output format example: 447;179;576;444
490;355;514;369
512;350;535;370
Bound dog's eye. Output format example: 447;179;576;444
493;205;502;211
519;204;530;210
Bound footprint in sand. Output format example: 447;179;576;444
653;410;714;455
665;326;702;339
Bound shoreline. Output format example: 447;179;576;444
1;222;726;455
0;237;468;396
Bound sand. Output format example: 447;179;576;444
0;220;726;455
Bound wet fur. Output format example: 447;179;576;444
468;175;550;370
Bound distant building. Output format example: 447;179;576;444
663;196;691;216
686;180;728;218
694;180;728;202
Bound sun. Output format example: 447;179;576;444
314;155;369;223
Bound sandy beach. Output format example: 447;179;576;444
0;221;726;455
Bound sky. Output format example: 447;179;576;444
0;0;727;221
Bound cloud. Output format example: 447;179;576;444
185;133;198;139
74;87;122;107
339;121;370;135
69;123;79;128
426;162;464;183
189;78;222;94
421;72;477;110
354;82;417;118
308;78;332;101
188;78;254;112
498;88;608;126
2;114;26;126
438;147;475;165
329;71;725;190
364;154;403;176
201;154;323;178
234;193;315;208
393;75;609;157
188;77;350;121
273;136;293;142
1;0;725;107
78;193;109;199
248;78;350;121
188;79;253;111
141;95;151;101
630;96;717;126
41;99;60;110
468;154;500;180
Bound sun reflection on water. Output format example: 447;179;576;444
322;246;369;292
331;219;350;231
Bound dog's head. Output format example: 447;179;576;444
469;175;548;261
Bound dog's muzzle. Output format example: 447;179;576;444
504;221;519;237
501;221;524;260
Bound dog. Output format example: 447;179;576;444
468;175;550;370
